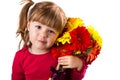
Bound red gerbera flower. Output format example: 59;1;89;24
51;43;73;58
70;26;92;51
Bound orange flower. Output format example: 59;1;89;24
87;42;101;63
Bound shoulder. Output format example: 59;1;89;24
14;46;28;60
16;46;28;54
17;45;28;52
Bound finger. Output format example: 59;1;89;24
58;60;68;63
58;58;69;66
62;65;71;69
58;56;69;60
58;60;68;65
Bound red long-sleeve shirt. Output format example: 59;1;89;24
12;46;87;80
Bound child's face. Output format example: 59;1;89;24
27;21;59;53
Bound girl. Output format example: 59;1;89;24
12;0;87;80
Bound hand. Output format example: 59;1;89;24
58;56;83;71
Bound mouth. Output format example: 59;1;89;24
38;40;47;44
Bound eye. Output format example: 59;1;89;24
48;30;55;34
35;25;41;29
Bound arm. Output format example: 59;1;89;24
11;52;25;80
71;58;88;80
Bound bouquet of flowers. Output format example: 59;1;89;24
49;17;102;80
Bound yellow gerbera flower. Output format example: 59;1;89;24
87;25;94;35
87;25;102;48
93;31;102;48
67;18;84;32
56;32;71;45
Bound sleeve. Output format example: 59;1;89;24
11;52;25;80
71;58;88;80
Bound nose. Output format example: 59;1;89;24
39;30;48;39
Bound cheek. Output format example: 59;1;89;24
29;31;37;41
48;36;58;45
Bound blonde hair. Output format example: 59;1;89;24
17;0;67;48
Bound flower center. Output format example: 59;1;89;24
78;37;81;41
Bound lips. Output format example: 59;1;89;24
38;40;47;44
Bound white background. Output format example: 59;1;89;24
0;0;120;80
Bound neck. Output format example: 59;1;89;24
28;47;50;55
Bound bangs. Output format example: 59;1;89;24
28;5;65;34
